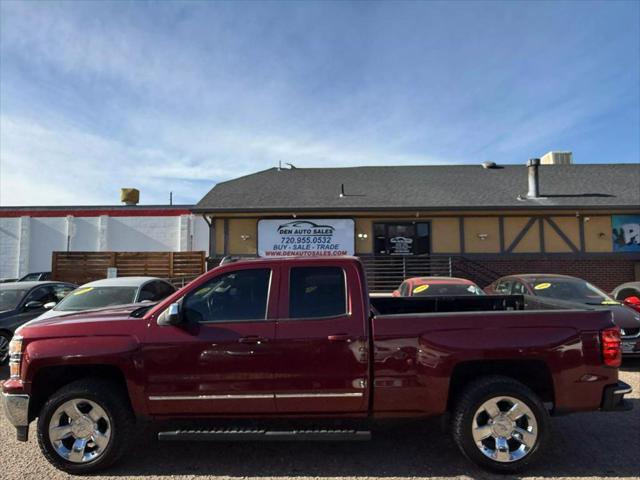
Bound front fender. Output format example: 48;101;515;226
21;336;147;415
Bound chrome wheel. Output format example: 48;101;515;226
48;398;112;463
472;395;538;463
0;335;9;363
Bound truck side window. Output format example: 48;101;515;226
289;267;346;319
183;269;271;323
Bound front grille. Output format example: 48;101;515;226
622;328;640;337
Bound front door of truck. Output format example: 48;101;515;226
274;263;369;414
143;266;279;415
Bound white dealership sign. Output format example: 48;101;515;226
258;219;355;257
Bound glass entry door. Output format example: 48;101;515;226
373;222;431;255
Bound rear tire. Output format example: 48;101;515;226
37;378;135;474
451;375;550;473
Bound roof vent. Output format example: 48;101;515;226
541;151;572;165
526;158;541;198
481;161;498;169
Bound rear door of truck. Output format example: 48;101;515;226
273;259;370;414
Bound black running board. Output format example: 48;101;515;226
158;429;371;442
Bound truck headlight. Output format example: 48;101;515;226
8;335;23;380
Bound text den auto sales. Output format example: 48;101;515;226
278;228;334;235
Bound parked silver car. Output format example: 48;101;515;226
36;277;176;320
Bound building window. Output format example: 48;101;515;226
373;222;431;255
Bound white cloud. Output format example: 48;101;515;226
0;114;446;206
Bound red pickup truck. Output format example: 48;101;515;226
2;257;632;475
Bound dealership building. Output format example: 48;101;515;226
194;158;640;291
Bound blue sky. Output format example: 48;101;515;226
1;0;638;206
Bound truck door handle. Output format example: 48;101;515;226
328;334;352;342
238;336;266;344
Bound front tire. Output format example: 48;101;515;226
451;375;550;473
37;378;135;474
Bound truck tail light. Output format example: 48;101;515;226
8;335;24;380
601;327;622;368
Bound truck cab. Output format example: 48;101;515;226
146;257;369;416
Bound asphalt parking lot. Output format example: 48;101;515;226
0;362;638;480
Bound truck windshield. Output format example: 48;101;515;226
54;286;138;311
412;284;484;296
0;287;29;311
529;278;615;305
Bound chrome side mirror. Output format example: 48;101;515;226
43;301;57;310
157;302;182;326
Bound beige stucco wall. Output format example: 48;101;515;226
544;216;580;252
214;218;225;255
355;218;373;254
463;217;500;253
227;218;258;255
431;217;461;253
504;217;540;253
584;216;613;252
544;225;573;252
205;211;633;257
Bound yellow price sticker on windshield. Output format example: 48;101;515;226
413;284;430;294
601;300;620;305
72;287;94;296
534;283;551;290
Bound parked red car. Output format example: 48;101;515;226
393;276;484;297
3;258;631;474
611;282;640;314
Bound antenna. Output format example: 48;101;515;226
278;160;282;171
285;162;296;169
169;191;173;205
339;184;345;198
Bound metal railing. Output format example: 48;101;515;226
452;256;503;288
360;255;453;292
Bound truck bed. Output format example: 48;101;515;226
369;299;615;417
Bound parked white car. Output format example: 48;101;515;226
36;277;176;320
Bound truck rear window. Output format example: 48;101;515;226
289;267;346;319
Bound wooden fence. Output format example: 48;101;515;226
52;251;206;285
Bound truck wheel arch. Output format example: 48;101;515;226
28;364;137;422
447;360;555;411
